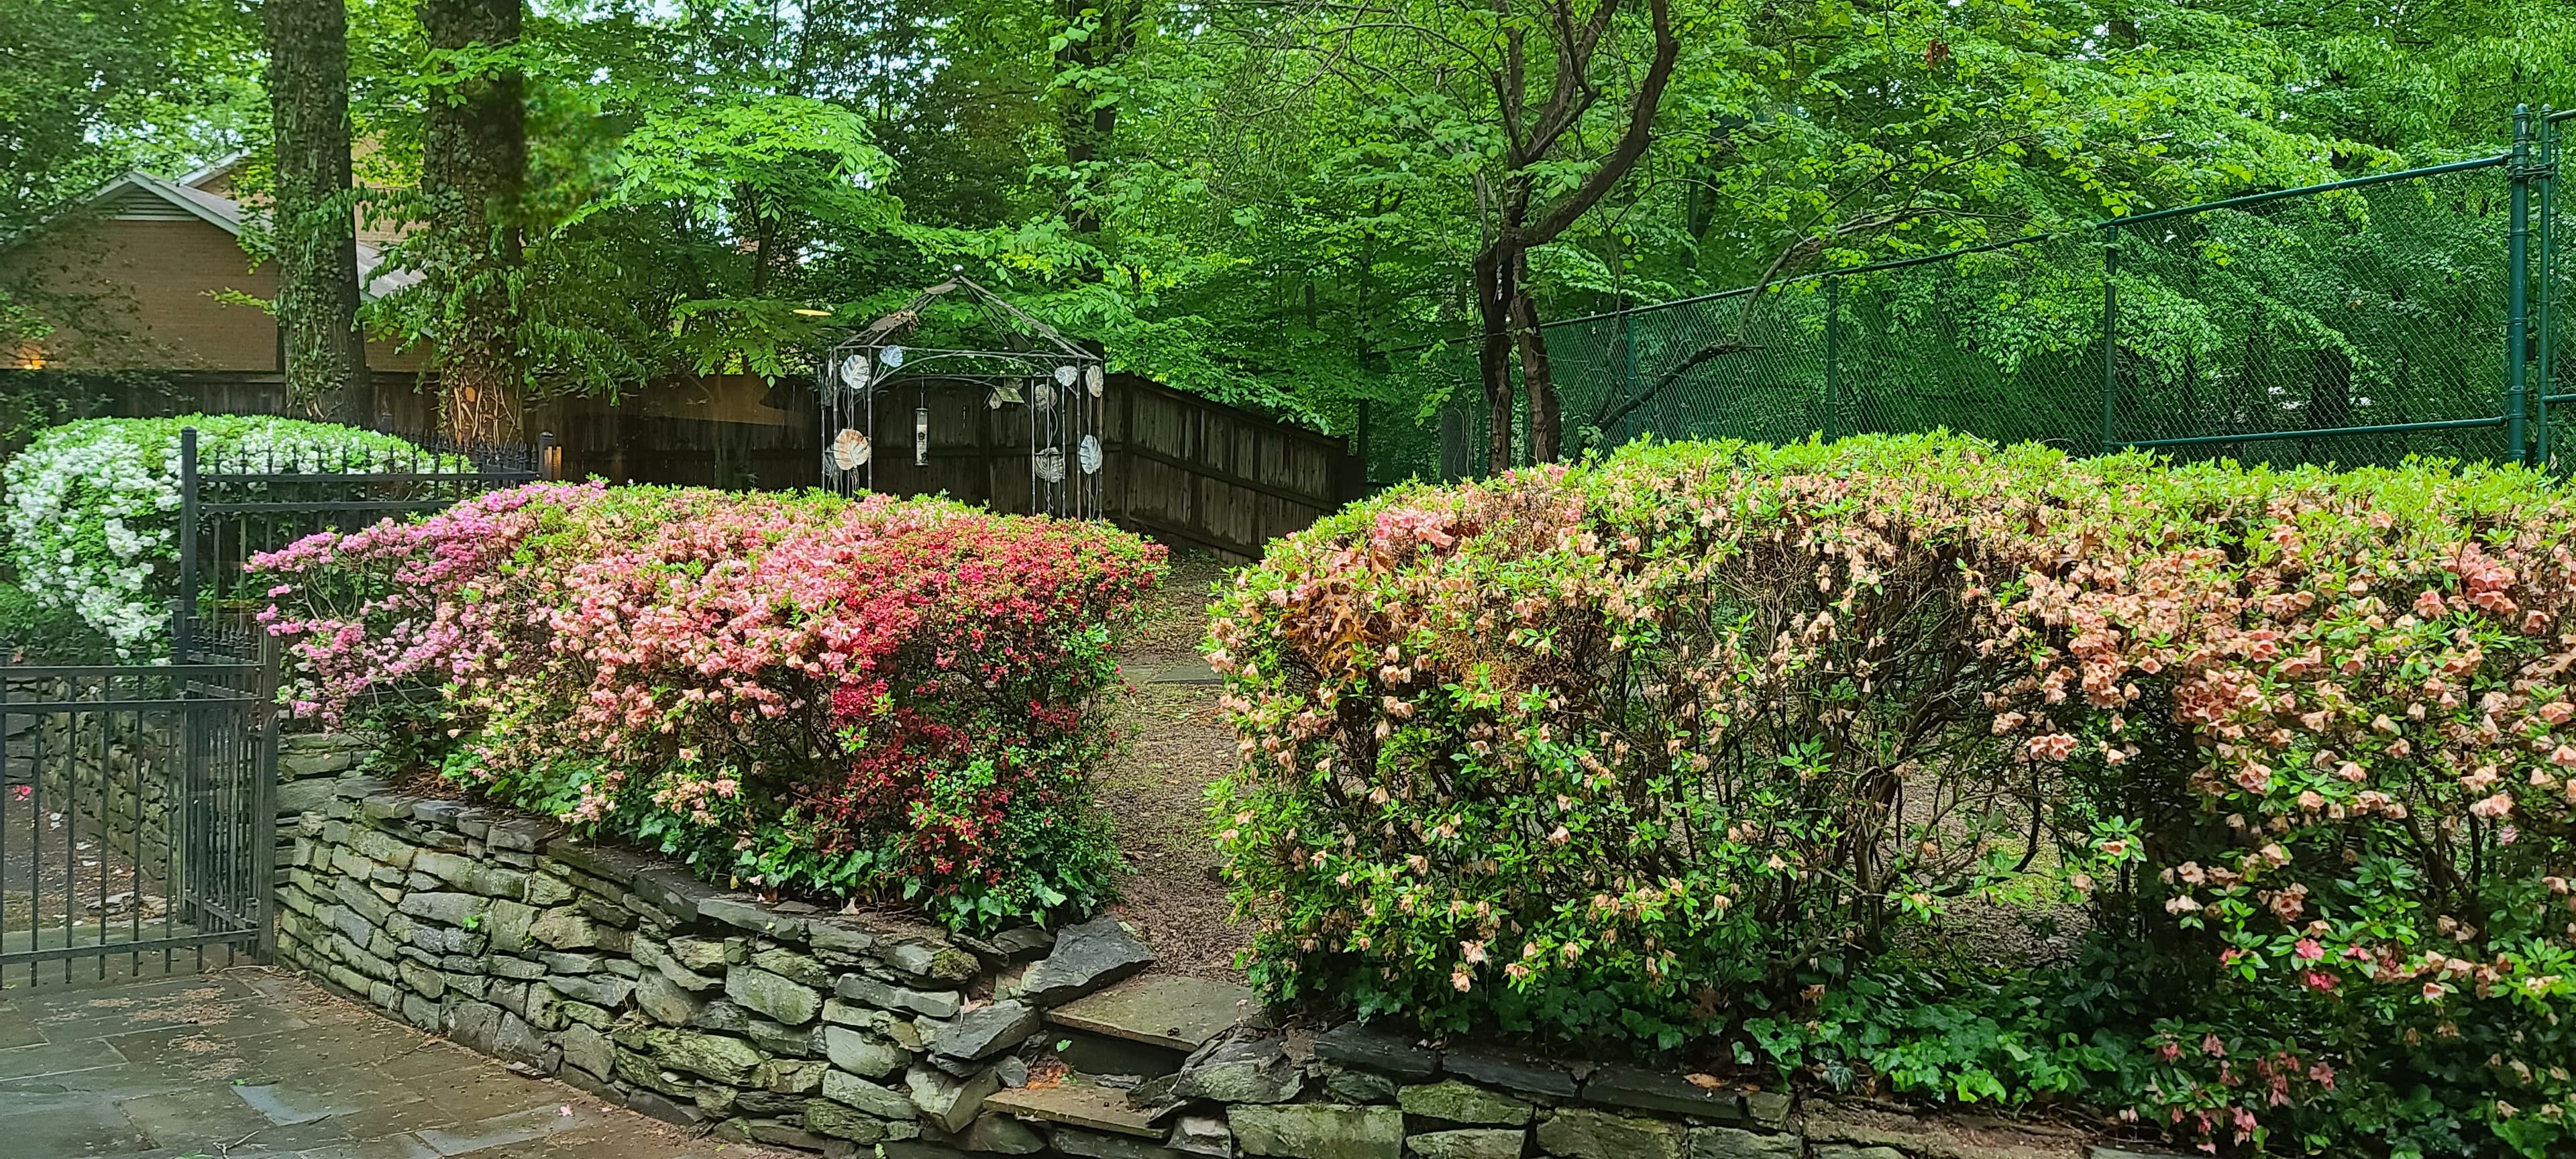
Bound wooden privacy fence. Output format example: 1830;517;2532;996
1105;375;1367;559
858;372;1366;559
30;368;1368;557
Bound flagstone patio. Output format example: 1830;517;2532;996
0;967;797;1158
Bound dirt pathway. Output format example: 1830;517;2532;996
1095;552;1250;981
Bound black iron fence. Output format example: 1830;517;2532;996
1;653;276;985
1375;106;2576;481
173;426;551;663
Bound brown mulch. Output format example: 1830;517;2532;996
1095;550;1252;982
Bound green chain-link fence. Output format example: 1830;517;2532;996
1370;107;2576;485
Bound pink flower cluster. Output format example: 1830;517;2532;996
254;483;1165;926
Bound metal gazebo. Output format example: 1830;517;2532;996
818;274;1107;519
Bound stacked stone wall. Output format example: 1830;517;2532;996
276;770;2152;1159
276;772;1069;1156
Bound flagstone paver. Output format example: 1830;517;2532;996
0;967;799;1158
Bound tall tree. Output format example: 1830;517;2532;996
264;0;366;424
419;0;525;447
1053;0;1144;233
1471;0;1678;465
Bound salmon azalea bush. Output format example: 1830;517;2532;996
1211;435;2573;1156
255;482;1165;930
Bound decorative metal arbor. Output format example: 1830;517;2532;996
818;274;1107;519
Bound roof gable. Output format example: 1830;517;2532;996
90;171;246;233
49;170;419;301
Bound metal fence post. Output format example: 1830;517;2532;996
2100;225;2121;451
1620;311;1636;441
175;427;198;666
2510;105;2534;463
250;632;281;962
2538;112;2561;468
1823;275;1842;442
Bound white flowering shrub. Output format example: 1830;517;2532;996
2;416;439;657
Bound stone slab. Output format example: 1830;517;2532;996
1231;1103;1404;1159
1020;915;1156;1006
1409;1127;1530;1159
985;1075;1166;1138
1584;1064;1743;1121
1314;1023;1437;1081
1046;974;1259;1052
1442;1050;1576;1100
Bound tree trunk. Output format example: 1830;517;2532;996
421;0;526;448
1054;0;1134;234
264;0;366;425
1511;252;1560;461
1463;0;1678;471
1475;247;1517;472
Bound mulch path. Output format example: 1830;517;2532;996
1095;551;1252;982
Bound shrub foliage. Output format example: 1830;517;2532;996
1211;435;2575;1156
256;482;1166;930
2;415;439;656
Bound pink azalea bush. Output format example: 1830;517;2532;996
1211;434;2571;1156
256;482;1165;930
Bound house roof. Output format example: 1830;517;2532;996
62;168;423;300
175;151;249;189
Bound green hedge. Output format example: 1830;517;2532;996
1211;434;2575;1156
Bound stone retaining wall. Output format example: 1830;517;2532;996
277;771;1107;1156
276;769;2153;1159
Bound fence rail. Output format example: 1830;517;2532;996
173;426;550;663
1376;105;2576;481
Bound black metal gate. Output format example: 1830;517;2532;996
1;651;277;985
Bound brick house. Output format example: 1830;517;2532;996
1;161;812;484
1;156;431;391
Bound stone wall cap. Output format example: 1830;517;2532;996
1440;1049;1577;1100
360;791;422;821
1020;916;1155;1007
1583;1062;1745;1121
545;838;658;887
331;775;392;800
700;893;810;941
282;731;369;752
483;816;557;851
630;865;720;924
1311;1023;1436;1081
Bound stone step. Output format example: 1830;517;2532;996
1116;659;1222;685
1044;1025;1187;1079
984;1072;1165;1138
1045;974;1260;1054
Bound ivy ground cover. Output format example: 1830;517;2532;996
1212;434;2575;1156
255;482;1166;931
